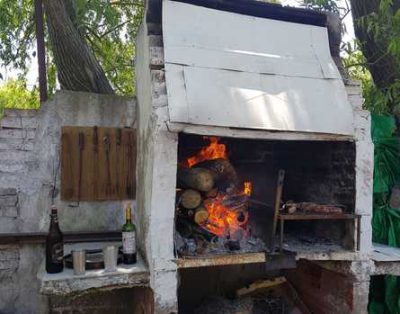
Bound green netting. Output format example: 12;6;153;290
372;115;400;194
369;114;400;314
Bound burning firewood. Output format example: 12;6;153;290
177;167;215;192
176;218;214;241
194;158;239;191
221;194;248;212
194;206;209;225
204;187;218;198
176;137;257;254
180;189;203;209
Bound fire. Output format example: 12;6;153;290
185;137;253;239
186;137;227;167
203;194;249;238
200;183;251;238
243;181;252;196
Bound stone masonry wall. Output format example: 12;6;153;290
0;91;136;313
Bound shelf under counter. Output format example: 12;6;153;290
38;241;149;296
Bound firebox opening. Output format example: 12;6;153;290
178;261;354;314
175;133;356;257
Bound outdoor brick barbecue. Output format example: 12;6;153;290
7;0;400;312
5;0;400;312
135;0;373;312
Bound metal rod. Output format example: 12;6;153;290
34;0;48;102
248;198;272;208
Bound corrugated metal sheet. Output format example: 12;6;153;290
162;0;354;135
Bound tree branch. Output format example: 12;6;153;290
99;21;128;38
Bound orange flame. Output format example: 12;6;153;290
243;181;252;196
203;195;248;238
186;137;227;167
184;137;252;239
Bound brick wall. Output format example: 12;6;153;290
274;141;356;210
286;260;354;314
49;287;153;314
0;188;18;218
0;246;19;280
0;109;38;175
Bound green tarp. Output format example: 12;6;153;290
369;115;400;314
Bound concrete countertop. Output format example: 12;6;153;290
38;242;149;296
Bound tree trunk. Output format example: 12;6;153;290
350;0;400;89
43;0;114;94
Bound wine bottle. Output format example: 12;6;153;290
122;205;137;264
45;205;64;273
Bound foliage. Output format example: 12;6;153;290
300;0;346;15
345;2;400;313
73;0;144;95
342;40;400;115
0;0;144;96
358;0;400;58
0;79;39;117
0;0;35;76
353;0;400;114
342;41;371;84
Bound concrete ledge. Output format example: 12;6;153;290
38;242;149;296
295;251;371;261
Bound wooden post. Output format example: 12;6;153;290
34;0;48;102
270;169;285;253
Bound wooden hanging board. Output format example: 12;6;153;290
61;126;136;201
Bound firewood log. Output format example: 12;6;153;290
176;218;214;241
222;194;248;210
177;167;215;192
194;206;209;225
180;189;202;209
194;158;239;190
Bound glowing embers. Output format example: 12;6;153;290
202;185;250;239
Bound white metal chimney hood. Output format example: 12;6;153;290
162;0;354;136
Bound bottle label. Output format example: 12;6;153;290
122;232;136;254
51;243;64;263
